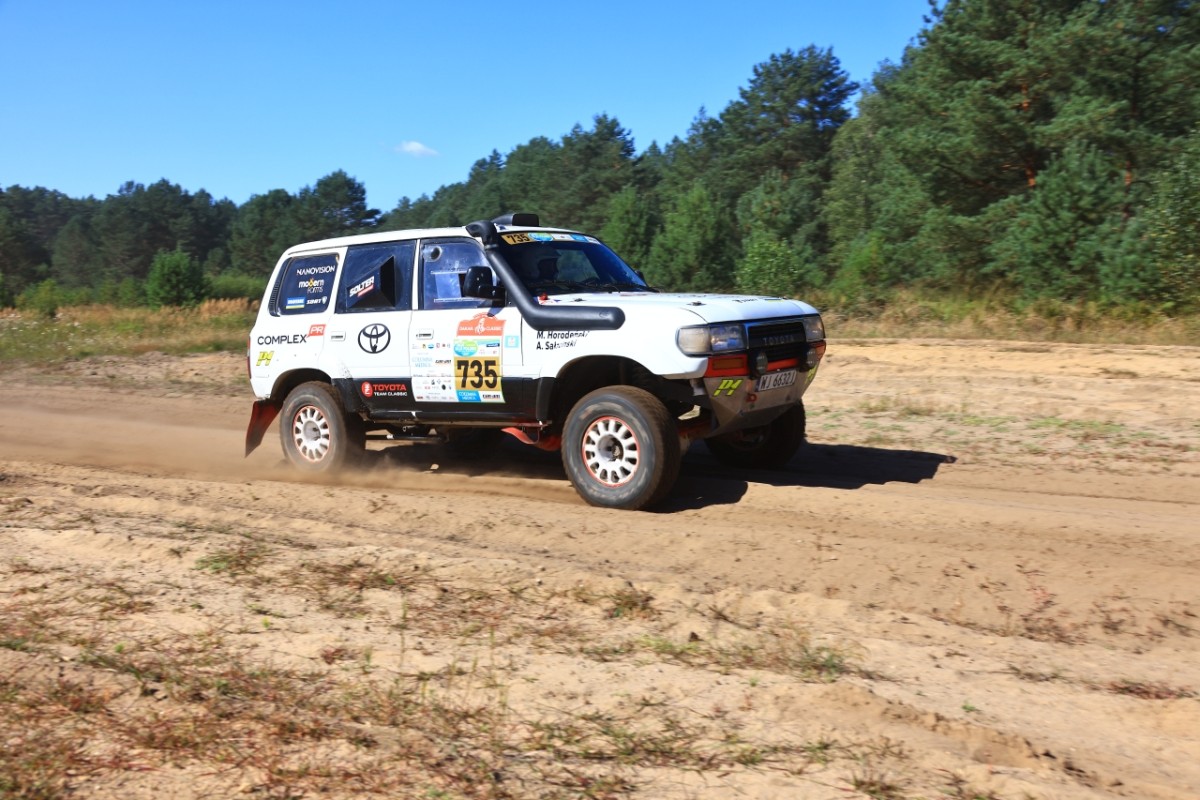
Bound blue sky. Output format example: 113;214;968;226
1;1;933;213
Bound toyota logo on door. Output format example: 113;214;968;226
358;324;390;354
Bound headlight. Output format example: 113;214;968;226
677;324;746;355
802;315;825;342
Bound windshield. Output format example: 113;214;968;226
496;232;652;295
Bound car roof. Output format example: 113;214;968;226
282;225;580;258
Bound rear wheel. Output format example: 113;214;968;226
280;382;364;472
704;402;805;469
562;386;680;510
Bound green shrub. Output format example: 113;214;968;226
146;248;207;308
207;271;266;301
15;279;64;318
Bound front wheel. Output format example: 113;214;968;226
704;402;806;469
279;382;364;472
562;386;681;510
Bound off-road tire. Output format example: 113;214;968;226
280;382;365;472
562;386;681;510
704;402;805;469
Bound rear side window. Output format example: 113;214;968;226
337;241;416;313
274;254;338;315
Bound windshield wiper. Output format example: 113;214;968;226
528;279;659;294
596;282;658;292
527;280;592;293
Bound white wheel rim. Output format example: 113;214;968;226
291;405;331;463
582;415;640;487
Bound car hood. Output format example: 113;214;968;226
537;291;819;324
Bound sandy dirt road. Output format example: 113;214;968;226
1;339;1198;799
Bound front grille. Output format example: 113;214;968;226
746;318;809;367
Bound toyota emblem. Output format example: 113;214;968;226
358;324;390;353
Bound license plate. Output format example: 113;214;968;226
756;370;797;392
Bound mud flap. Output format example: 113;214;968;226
245;400;281;457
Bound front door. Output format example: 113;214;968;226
408;238;527;414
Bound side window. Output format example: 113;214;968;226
337;242;416;313
274;254;338;315
420;239;493;310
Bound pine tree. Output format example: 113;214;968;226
600;186;659;271
990;144;1148;300
646;184;737;292
1143;128;1200;310
230;189;300;275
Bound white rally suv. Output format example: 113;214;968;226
246;213;826;510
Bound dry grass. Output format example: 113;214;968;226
0;524;880;799
0;301;255;362
814;290;1200;345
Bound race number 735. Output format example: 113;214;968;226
455;357;499;389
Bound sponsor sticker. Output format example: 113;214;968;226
358;323;390;354
285;296;306;310
296;265;336;276
455;313;505;338
349;276;375;298
713;379;743;397
500;232;599;245
412;376;457;403
256;333;307;345
361;381;408;398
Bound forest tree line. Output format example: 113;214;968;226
2;0;1197;313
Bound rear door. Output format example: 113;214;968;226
325;241;417;413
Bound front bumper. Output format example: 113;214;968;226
701;340;825;436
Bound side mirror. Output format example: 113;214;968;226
462;266;497;298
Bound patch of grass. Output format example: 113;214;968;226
619;624;857;682
1105;679;1195;700
1008;665;1070;684
937;769;1007;799
193;541;272;577
605;586;657;620
848;769;907;799
76;581;154;617
1029;417;1128;440
289;558;430;617
0;601;53;653
0;722;96;800
956;413;1014;428
856;396;945;417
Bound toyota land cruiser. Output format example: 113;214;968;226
246;213;826;510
